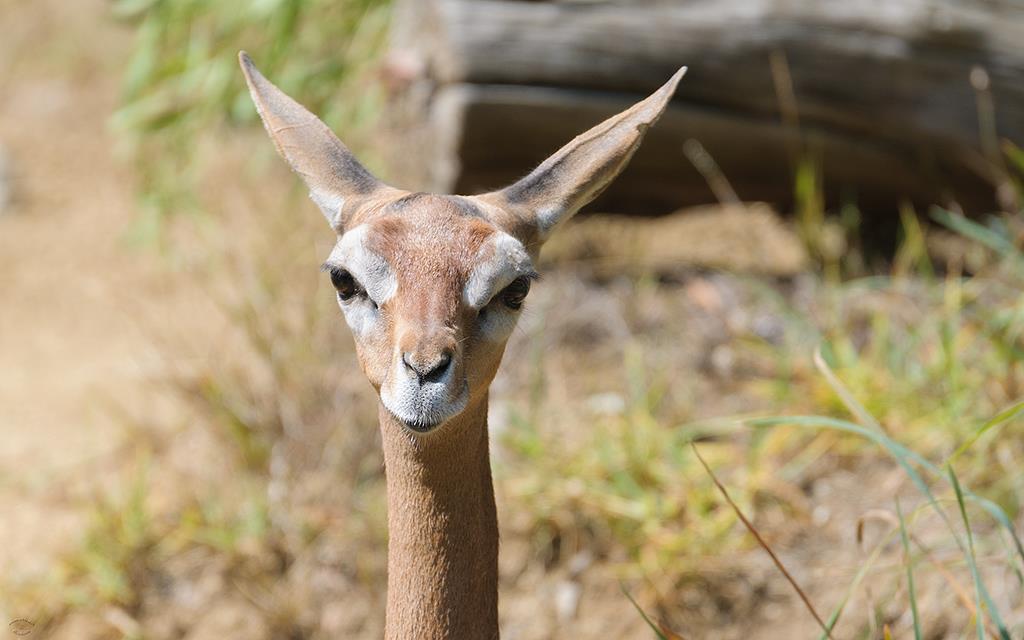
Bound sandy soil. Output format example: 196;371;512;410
0;0;201;579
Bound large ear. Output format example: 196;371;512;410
238;51;385;230
482;67;686;244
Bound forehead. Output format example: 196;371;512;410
361;194;497;269
332;193;513;289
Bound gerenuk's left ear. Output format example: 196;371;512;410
479;67;685;245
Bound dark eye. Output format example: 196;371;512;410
329;268;363;301
500;276;532;310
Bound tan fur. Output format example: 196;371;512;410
380;401;499;639
239;51;684;639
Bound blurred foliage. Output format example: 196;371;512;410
110;0;391;242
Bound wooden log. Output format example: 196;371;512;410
384;0;1024;215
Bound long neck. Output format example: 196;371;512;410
378;399;499;639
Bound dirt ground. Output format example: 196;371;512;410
0;0;201;583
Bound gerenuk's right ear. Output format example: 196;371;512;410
239;51;386;231
479;67;685;246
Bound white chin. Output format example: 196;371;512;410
381;380;469;434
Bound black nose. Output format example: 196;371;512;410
403;350;453;384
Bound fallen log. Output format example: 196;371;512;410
383;0;1024;216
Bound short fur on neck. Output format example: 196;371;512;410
378;398;499;639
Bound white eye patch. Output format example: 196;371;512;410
463;231;534;309
326;224;398;305
324;224;397;339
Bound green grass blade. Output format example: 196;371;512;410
749;416;948;523
896;500;922;640
948;465;1000;640
749;415;1024;567
905;458;1024;572
809;343;1022;582
930;207;1023;263
948;398;1024;463
1003;140;1024;176
812;346;885;433
692;444;834;639
747;415;1015;637
620;583;668;640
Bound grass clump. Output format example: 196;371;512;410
496;197;1023;637
499;343;772;582
110;0;391;241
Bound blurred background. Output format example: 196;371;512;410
2;0;1023;638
